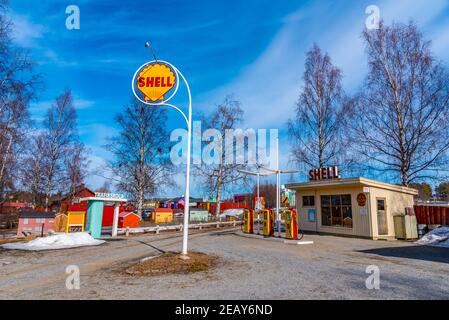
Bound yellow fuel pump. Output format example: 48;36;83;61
243;209;254;234
262;209;274;237
284;209;299;240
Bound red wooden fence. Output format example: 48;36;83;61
414;205;449;226
209;202;250;213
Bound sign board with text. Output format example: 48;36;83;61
309;166;340;181
132;61;178;104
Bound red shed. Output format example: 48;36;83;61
17;211;56;237
118;212;140;228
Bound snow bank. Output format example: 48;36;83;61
415;227;449;248
1;232;105;251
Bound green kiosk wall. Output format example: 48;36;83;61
85;200;105;239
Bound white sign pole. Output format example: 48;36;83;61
132;59;192;257
178;70;192;256
276;137;281;237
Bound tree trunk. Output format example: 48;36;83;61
0;134;13;195
44;162;55;212
137;184;144;217
215;163;222;218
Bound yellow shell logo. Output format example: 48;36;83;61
136;63;177;102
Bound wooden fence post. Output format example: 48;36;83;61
441;207;447;225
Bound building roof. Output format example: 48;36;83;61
154;208;173;212
119;212;139;218
286;177;418;196
79;196;127;203
19;211;56;219
166;196;204;203
1;202;28;208
51;185;96;204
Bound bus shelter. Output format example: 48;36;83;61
79;196;128;239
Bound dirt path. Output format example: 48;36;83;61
1;229;448;300
0;228;233;297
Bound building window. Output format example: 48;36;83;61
321;194;352;228
23;218;28;225
302;196;315;207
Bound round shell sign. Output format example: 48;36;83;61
132;61;179;104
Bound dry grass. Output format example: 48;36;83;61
0;235;36;245
125;251;217;276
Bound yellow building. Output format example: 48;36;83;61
286;177;418;240
152;209;173;223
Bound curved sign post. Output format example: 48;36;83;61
132;59;192;256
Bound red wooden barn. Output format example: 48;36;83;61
118;212;140;228
51;185;96;212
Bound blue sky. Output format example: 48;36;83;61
7;0;449;196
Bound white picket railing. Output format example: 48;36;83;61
116;220;243;236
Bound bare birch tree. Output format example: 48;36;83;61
95;181;111;193
348;21;449;186
196;96;249;215
105;99;173;216
65;142;89;202
21;134;46;207
288;44;350;171
0;1;39;197
22;91;86;209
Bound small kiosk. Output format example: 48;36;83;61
152;208;173;223
79;193;127;239
66;211;85;232
286;167;418;240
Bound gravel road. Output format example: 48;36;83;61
0;227;448;299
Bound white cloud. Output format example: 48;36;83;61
9;13;46;48
73;98;94;110
84;152;110;191
197;0;449;130
29;95;94;120
78;123;117;145
379;0;448;25
42;49;78;67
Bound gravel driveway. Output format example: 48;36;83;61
0;228;448;299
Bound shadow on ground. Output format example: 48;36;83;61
358;245;449;264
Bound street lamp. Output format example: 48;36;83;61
132;44;192;257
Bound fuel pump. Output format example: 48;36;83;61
243;209;254;234
284;209;299;240
261;209;274;237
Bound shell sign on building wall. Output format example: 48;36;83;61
133;62;178;103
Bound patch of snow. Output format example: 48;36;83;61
1;232;105;251
415;226;449;248
219;209;244;219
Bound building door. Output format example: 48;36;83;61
376;198;388;235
